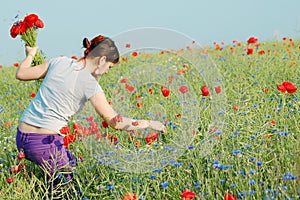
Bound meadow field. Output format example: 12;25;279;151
0;38;299;200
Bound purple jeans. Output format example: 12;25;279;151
16;128;75;178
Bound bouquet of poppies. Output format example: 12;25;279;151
10;13;46;89
10;13;45;68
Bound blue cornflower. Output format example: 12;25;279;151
152;168;162;173
212;160;219;164
249;157;256;162
160;181;169;188
257;161;263;166
193;181;200;186
248;190;255;195
173;162;183;167
283;172;297;180
106;184;114;190
149;175;156;179
219;179;225;184
233;131;240;135
271;129;277;133
248;179;256;185
232;150;242;155
238;192;246;197
230;183;237;188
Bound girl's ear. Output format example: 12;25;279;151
99;56;107;64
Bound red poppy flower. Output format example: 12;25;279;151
34;19;44;28
224;193;237;200
107;134;118;144
176;113;181;118
102;121;109;128
179;85;189;94
233;105;238;111
120;78;128;83
64;134;76;148
277;84;286;93
137;102;143;107
282;81;297;94
60;126;70;135
214;86;221;94
18;21;28;34
125;43;131;48
88;121;100;134
6;177;14;184
24;14;38;28
161;86;170;97
71;55;77;60
247;48;253;55
13;63;19;67
73;123;86;136
10;24;20;38
132;51;138;57
145;132;159;144
17;151;25;161
10;164;22;173
258;50;265;55
177;69;186;75
180;190;196;199
125;84;135;93
122;193;138;200
247;37;258;44
86;116;94;122
262;88;269;92
148;88;153;94
201;86;210;96
30;92;36;98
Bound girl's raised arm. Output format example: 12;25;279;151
15;46;48;81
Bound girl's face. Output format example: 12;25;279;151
93;56;114;76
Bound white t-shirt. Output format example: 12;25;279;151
20;56;103;134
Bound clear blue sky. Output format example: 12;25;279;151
1;0;299;66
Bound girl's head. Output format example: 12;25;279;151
82;35;119;63
81;35;119;76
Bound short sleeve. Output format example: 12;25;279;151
84;77;104;100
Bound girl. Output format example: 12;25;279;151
15;35;166;185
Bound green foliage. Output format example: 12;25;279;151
0;39;299;199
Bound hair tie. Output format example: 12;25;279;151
83;38;91;49
91;35;105;44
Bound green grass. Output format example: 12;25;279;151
0;38;299;200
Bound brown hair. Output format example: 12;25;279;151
82;35;119;64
